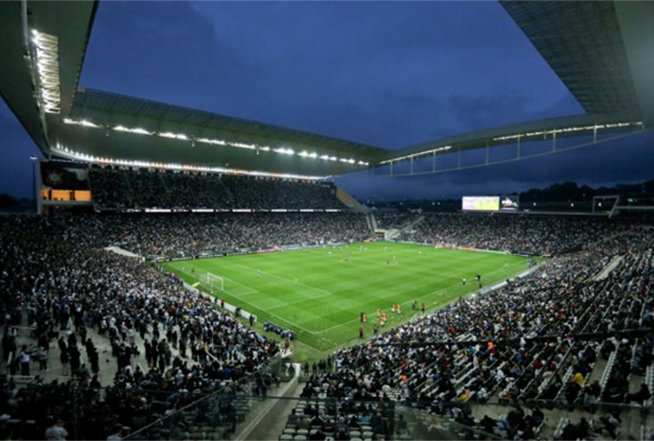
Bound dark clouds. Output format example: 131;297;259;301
0;1;651;200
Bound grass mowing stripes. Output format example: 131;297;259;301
162;242;529;352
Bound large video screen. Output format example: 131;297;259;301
500;195;519;211
462;196;499;211
40;161;90;190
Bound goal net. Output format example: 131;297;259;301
200;273;224;293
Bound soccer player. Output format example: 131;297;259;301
462;278;467;286
412;299;417;311
421;302;425;314
359;326;364;338
377;308;381;319
397;304;402;315
391;304;396;313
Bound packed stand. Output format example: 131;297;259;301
0;216;282;440
89;166;344;210
373;211;417;230
398;213;636;256
42;212;371;258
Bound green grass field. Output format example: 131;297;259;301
162;242;530;356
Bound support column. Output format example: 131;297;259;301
517;136;521;159
552;131;557;152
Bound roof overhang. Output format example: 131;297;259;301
379;113;644;165
500;0;654;125
50;88;388;176
0;0;98;155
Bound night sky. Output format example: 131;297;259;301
1;1;652;201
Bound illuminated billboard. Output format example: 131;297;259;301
462;196;500;211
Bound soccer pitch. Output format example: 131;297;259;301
162;242;530;353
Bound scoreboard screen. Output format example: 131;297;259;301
462;196;500;211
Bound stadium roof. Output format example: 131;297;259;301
1;0;653;177
61;88;388;176
384;0;654;165
502;1;641;116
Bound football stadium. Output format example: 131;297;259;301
1;1;654;440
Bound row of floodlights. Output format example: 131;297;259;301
31;30;60;114
493;122;641;141
62;118;370;166
379;145;452;165
52;143;327;181
378;121;642;164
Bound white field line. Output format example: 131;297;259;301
267;291;334;310
175;266;258;296
230;263;333;297
173;264;316;334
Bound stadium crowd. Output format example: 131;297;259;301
1;208;653;440
0;216;281;439
398;213;637;255
44;212;371;258
89;166;343;210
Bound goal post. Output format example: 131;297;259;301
201;273;224;293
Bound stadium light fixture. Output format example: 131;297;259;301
60;117;372;169
380;146;452;165
492;122;641;141
159;132;187;140
51;146;329;181
80;120;102;128
113;125;152;135
231;142;256;150
197;137;226;146
30;30;61;114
